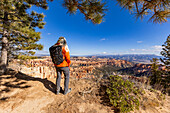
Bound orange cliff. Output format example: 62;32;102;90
10;56;134;79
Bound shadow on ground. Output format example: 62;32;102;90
0;68;56;101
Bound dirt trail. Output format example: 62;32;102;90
0;70;170;113
0;71;112;113
0;73;55;113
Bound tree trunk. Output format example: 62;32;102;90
0;12;8;74
0;30;8;74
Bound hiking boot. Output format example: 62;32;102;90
56;91;60;95
64;88;72;95
55;87;63;95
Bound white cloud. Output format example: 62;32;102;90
129;45;162;55
137;41;143;43
34;50;49;56
100;38;106;41
102;52;107;54
130;49;149;52
151;45;162;51
130;49;135;51
141;49;149;51
47;33;51;35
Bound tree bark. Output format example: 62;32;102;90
0;30;8;74
0;12;8;74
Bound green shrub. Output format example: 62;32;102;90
106;75;141;113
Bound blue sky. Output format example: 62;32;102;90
33;1;170;56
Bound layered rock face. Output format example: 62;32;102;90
9;56;166;78
11;56;166;79
120;63;166;76
9;56;134;79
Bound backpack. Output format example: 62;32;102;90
49;45;64;65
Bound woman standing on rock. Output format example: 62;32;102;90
49;36;71;95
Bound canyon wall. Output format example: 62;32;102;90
9;56;134;79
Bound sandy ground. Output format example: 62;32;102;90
0;70;170;113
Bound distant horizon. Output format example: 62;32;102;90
35;53;162;57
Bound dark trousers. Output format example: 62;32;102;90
55;67;70;94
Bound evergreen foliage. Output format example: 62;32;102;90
160;35;170;69
106;75;142;113
150;58;162;86
63;0;170;24
63;0;107;24
160;35;170;94
0;0;48;59
115;0;170;23
0;0;51;73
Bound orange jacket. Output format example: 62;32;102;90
54;45;71;67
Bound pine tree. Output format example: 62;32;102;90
160;35;170;94
115;0;170;23
0;0;49;73
150;58;162;86
63;0;107;24
160;35;170;69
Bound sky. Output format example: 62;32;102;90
32;1;170;56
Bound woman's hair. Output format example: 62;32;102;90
56;36;67;46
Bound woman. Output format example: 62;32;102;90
49;36;71;95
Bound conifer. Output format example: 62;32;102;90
150;58;162;86
115;0;170;23
0;0;49;73
63;0;107;24
160;35;170;69
160;35;170;94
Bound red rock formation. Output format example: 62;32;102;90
11;56;142;79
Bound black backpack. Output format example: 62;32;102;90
49;45;64;65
